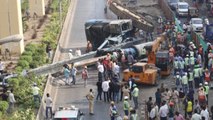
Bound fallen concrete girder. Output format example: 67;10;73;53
0;34;23;44
28;39;142;76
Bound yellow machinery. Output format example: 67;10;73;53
145;33;172;76
123;62;158;85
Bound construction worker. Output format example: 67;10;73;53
175;72;181;89
204;82;209;104
86;89;94;115
204;69;211;82
184;54;189;71
180;59;185;74
199;65;204;84
123;96;130;116
188;69;194;89
189;54;195;70
193;65;201;88
132;84;139;109
181;72;188;94
174;57;178;75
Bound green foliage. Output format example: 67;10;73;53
17;60;29;69
20;55;33;63
0;101;9;114
22;51;33;56
8;109;36;120
15;66;23;73
25;44;37;53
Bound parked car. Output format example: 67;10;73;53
53;106;84;120
176;2;189;17
190;18;203;32
168;0;179;10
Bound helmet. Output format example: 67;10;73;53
205;82;208;85
124;96;129;100
69;49;73;52
199;83;203;86
111;101;114;105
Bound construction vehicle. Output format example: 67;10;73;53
205;24;213;42
85;19;134;50
188;7;199;18
145;33;172;76
108;1;154;33
123;62;158;85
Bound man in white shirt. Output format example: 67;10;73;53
102;79;109;102
97;62;104;82
45;93;53;119
112;63;120;79
7;89;16;113
32;83;41;104
191;109;201;120
200;106;209;120
75;48;81;56
150;104;158;120
159;101;168;120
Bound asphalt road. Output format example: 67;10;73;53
52;0;119;120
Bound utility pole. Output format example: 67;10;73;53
59;0;62;24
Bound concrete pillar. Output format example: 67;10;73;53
0;0;24;55
29;0;45;16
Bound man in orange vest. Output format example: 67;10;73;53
205;69;211;82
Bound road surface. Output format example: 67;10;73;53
52;0;119;120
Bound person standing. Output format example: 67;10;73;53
128;75;134;100
191;109;201;120
123;96;130;116
155;88;161;107
109;101;118;120
82;66;88;87
45;93;53;119
75;48;81;56
122;85;130;101
32;83;41;104
113;82;120;103
97;62;104;82
1;89;8;101
174;111;184;120
102;79;110;102
204;82;209;104
132;84;139;109
86;89;94;115
96;81;102;101
147;97;153;115
7;89;16;113
71;63;77;85
46;42;52;60
130;109;138;120
158;101;168;120
63;65;71;85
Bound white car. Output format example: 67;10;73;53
190;18;203;32
176;2;189;17
53;106;84;120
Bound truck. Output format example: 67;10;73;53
205;24;213;42
85;19;134;51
